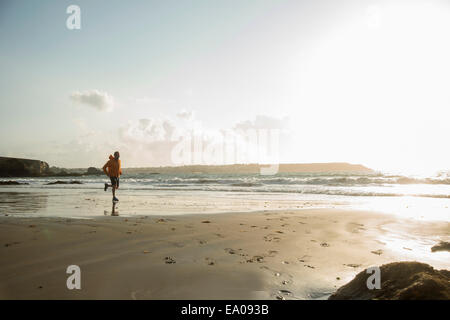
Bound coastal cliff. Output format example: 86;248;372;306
0;157;49;177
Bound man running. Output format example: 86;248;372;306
103;151;122;202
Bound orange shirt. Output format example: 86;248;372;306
103;155;122;177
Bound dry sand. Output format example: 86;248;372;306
0;209;448;299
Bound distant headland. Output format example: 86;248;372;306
124;163;374;175
0;156;373;177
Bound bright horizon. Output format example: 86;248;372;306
1;0;450;175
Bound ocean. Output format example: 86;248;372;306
1;171;450;220
3;171;450;198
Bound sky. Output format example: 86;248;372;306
1;0;450;174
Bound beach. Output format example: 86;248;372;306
1;172;449;300
1;202;448;299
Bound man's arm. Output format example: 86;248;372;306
102;161;110;176
119;160;122;176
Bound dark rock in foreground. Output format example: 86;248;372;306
0;180;29;185
431;241;450;253
329;262;450;300
45;180;83;185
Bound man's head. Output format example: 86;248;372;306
114;151;120;160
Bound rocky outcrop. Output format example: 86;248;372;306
0;157;49;177
329;262;450;300
0;180;29;185
45;180;83;185
0;157;104;177
431;241;450;252
86;167;103;175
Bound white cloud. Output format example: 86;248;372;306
29;114;293;168
176;109;194;120
234;115;290;130
70;90;115;112
113;114;294;167
119;118;176;143
117;118;180;166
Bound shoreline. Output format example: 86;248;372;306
1;208;448;299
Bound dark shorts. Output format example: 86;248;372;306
110;177;119;188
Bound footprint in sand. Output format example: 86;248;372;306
267;250;278;257
304;264;315;269
260;266;293;280
224;248;237;254
205;257;215;266
263;234;282;242
347;222;366;233
164;256;176;264
344;264;361;268
4;242;20;247
298;255;311;263
246;255;264;263
320;242;330;247
371;249;383;255
198;240;207;245
278;289;292;297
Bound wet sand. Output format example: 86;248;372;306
0;208;448;299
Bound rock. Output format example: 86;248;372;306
45;180;83;185
0;180;29;185
329;262;450;300
0;157;49;177
431;241;450;253
86;167;103;175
